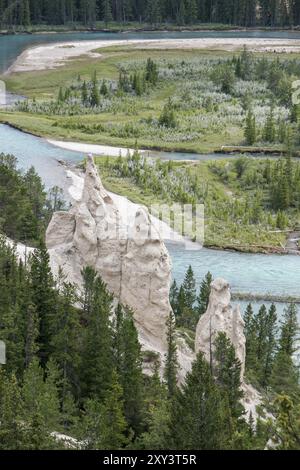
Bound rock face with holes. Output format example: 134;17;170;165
195;278;246;379
46;155;172;357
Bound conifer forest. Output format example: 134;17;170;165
0;0;300;458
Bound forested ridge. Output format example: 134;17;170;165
1;0;300;29
0;234;299;449
0;154;300;449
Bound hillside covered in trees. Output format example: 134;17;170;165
0;153;300;450
1;0;300;29
1;236;300;450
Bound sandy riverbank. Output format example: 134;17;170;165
6;37;300;74
48;138;146;157
49;138;199;161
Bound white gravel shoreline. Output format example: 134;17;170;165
6;37;300;74
48;138;146;157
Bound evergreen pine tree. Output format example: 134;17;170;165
263;106;276;143
23;166;47;222
81;265;97;322
146;0;161;25
21;0;31;27
24;303;39;368
145;58;158;85
185;0;198;24
112;305;144;436
79;398;103;449
255;304;271;384
182;265;196;311
58;87;65;103
164;312;178;398
132;72;143;96
245;109;257;145
169;352;228;450
81;80;88;105
90;79;100;107
100;79;109;96
270;304;299;395
272;394;300;450
81;273;114;400
50;283;81;401
176;285;186;324
279;303;299;357
262;303;278;386
30;243;56;366
0;370;24;450
213;332;244;419
21;358;62;449
159;99;176;128
239;45;255;79
177;0;185;25
196;271;213;318
244;303;258;374
177;265;197;328
99;369;129;449
138;365;170;450
270;351;299;396
81;370;129;450
169;280;179;316
102;0;112;25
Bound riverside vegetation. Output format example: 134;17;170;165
3;46;300;155
3;46;300;251
94;150;300;251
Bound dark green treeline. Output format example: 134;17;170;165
1;1;300;28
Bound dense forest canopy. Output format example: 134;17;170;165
0;153;65;246
0;230;299;449
0;0;300;28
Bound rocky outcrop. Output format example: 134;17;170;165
194;278;263;420
195;278;246;379
46;155;172;358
